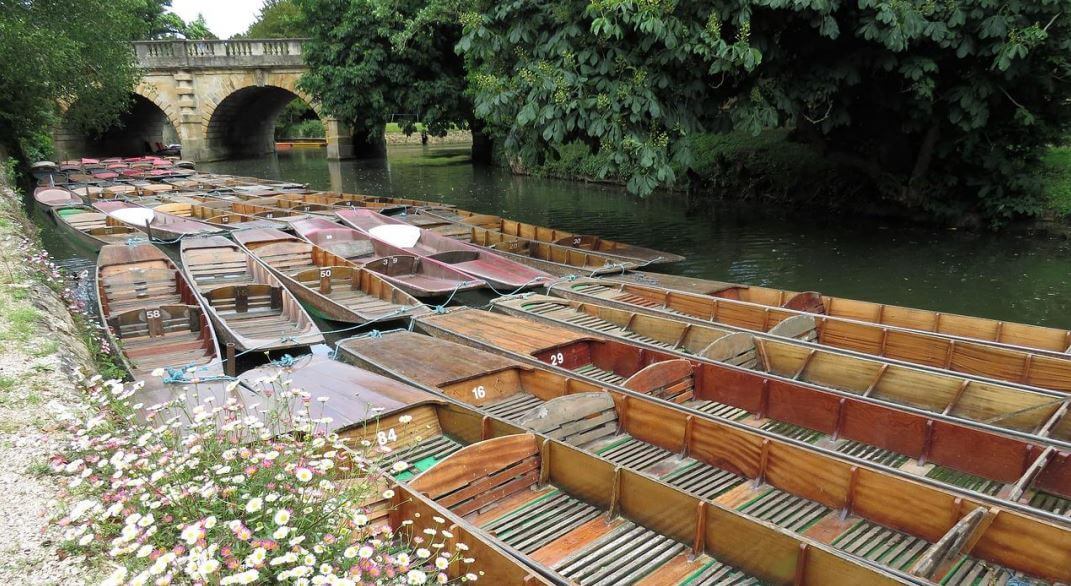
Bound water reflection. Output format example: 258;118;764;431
40;146;1071;329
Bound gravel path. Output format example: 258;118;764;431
0;181;96;584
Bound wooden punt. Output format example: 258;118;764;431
271;190;451;210
232;228;429;324
32;186;82;209
330;377;907;585
410;308;1071;523
95;243;222;390
337;331;1071;585
290;217;485;297
179;236;323;353
337;208;554;290
163;356;556;585
391;208;645;276
151;201;285;231
491;294;1071;448
93;200;222;241
613;271;1071;357
422;206;685;264
553;278;1071;395
53;206;138;250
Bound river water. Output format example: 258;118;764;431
34;145;1071;330
193;145;1071;329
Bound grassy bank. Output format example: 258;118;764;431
1043;146;1071;216
0;164;99;583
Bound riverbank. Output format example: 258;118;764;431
525;131;1071;230
0;166;98;583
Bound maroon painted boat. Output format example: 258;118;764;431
33;186;82;209
337;208;553;290
93;200;222;241
289;217;485;298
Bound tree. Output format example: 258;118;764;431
244;0;305;38
131;0;184;39
182;13;217;40
458;0;725;191
0;0;143;158
457;0;1071;222
297;0;474;157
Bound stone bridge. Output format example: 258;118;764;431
53;39;355;161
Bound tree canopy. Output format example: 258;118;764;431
297;0;1071;222
243;0;305;38
0;0;144;159
297;0;470;142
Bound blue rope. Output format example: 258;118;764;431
272;354;296;367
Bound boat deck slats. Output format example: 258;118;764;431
661;462;746;500
1027;491;1071;516
380;435;463;480
925;466;1006;496
481;393;545;421
197;274;256;287
573;363;627;386
682;558;760;585
941;556;1030;586
759;420;824;443
736;488;830;533
835;440;910;468
831;520;928;571
687;400;751;421
595;437;676;472
552;521;687;585
481;491;601;554
116;317;192;339
522;301;678;349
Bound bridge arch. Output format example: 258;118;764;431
53;90;181;158
201;81;321;160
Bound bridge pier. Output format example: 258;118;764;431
323;118;354;160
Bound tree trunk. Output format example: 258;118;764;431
351;124;387;159
469;117;493;166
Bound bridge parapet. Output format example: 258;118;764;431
133;39;307;69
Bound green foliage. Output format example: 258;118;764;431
1042;147;1071;216
0;0;143;155
243;0;306;38
459;0;724;193
297;0;471;140
274;99;324;138
451;0;1071;222
131;0;183;38
182;13;217;40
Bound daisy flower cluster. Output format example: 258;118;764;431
51;372;479;585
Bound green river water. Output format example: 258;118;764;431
39;145;1071;330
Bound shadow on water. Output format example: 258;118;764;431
32;146;1071;342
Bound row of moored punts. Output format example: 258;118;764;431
32;157;1071;585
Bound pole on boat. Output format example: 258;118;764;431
144;219;154;242
225;342;236;377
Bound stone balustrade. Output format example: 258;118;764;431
133;39;307;69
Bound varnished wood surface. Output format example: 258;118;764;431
338;328;1071;584
612;272;1071;357
492;294;1071;447
336;208;554;289
553;278;1071;395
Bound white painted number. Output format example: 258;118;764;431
549;352;565;366
145;309;161;319
220;215;230;224
376;428;398;446
320;268;332;279
472;385;486;399
572;237;582;246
